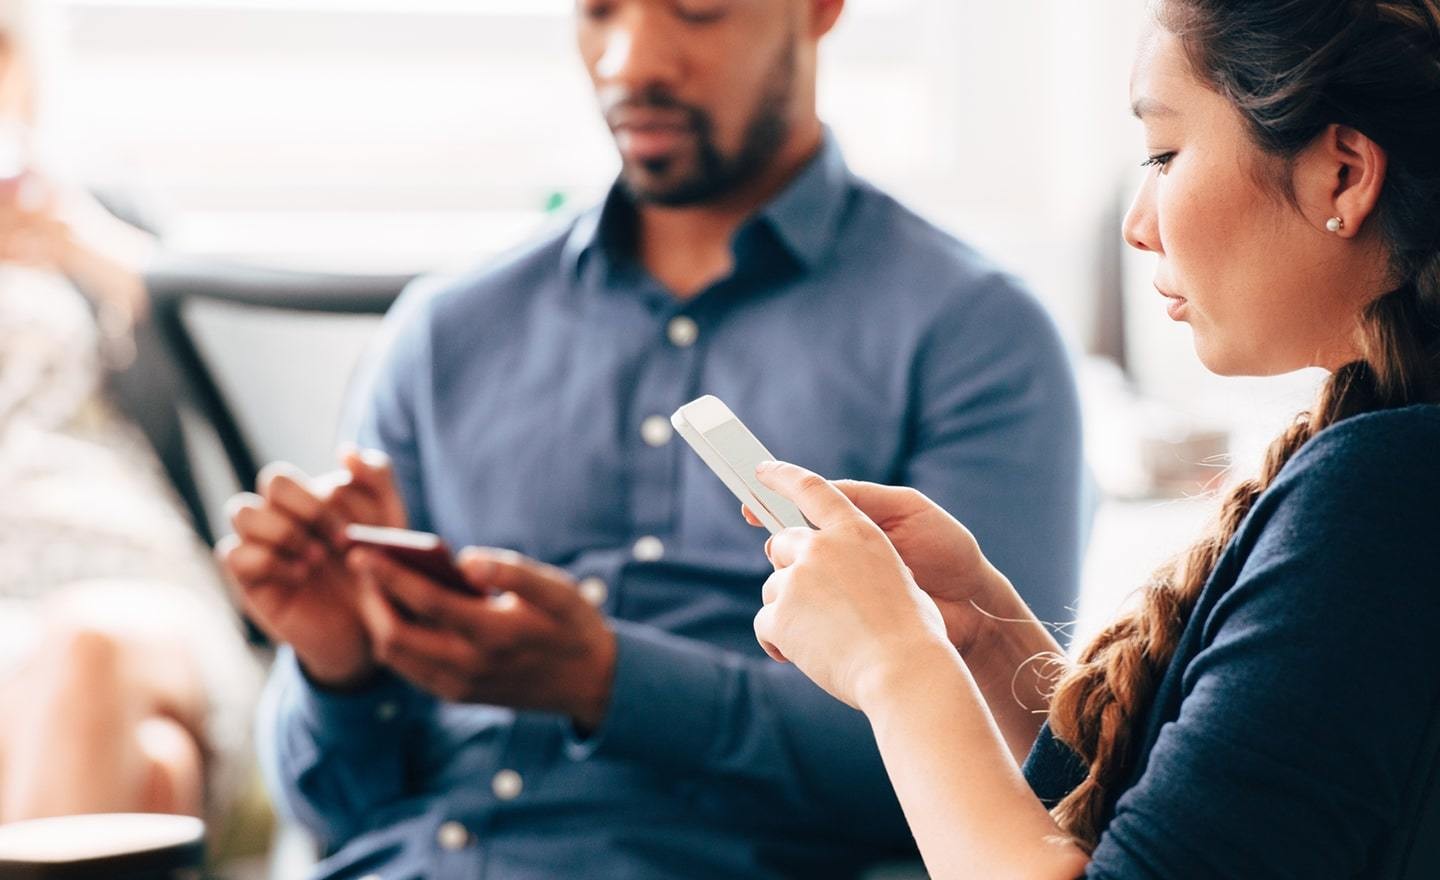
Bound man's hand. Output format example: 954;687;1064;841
329;444;411;532
218;449;407;690
348;546;617;731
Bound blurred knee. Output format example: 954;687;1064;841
137;716;205;817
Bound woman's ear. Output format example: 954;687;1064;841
1295;123;1388;239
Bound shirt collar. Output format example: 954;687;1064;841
754;130;852;272
562;129;854;280
561;185;631;280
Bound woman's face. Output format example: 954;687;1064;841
1123;24;1373;376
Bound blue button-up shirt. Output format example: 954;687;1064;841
259;136;1084;880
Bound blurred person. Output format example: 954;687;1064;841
744;1;1440;877
0;0;262;835
224;0;1084;877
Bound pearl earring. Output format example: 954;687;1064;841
1326;217;1345;234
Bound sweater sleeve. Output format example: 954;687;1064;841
1086;408;1440;880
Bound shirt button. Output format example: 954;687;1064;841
632;536;665;562
492;769;524;801
375;701;399;722
667;316;699;348
641;415;673;447
578;577;608;607
436;820;470;851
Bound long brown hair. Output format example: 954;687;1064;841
1047;0;1440;850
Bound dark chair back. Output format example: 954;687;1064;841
115;257;413;545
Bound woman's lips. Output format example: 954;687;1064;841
1157;285;1188;321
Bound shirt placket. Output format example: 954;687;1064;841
622;298;707;564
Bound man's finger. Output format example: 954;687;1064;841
220;537;312;587
259;463;347;545
385;651;473;704
340;445;392;489
377;614;477;675
754;461;859;530
356;579;482;682
353;548;474;627
227;494;321;563
340;445;408;528
309;469;354;500
459;548;579;620
215;535;273;614
324;481;373;532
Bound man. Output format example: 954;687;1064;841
223;1;1084;877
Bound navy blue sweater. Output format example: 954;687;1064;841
1024;405;1440;878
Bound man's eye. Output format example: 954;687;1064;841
674;0;729;24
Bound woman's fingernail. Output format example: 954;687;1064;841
756;460;780;473
360;449;391;470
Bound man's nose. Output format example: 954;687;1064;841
595;5;683;92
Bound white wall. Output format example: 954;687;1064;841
56;0;1150;347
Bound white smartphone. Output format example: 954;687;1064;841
671;395;813;535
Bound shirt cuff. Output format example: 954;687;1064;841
279;646;434;751
564;620;729;768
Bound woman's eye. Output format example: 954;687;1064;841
1141;152;1176;171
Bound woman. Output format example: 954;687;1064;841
748;1;1440;877
0;0;261;835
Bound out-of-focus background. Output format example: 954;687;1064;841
0;0;1341;875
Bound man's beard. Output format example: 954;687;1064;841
606;42;796;207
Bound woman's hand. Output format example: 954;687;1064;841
752;463;1064;764
750;460;955;712
746;476;1012;656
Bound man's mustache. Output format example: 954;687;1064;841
600;87;707;131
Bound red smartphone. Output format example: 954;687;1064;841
343;524;477;595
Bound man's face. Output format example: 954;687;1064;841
577;0;802;206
